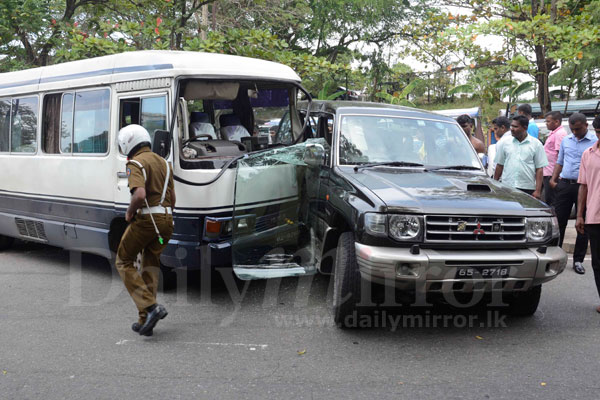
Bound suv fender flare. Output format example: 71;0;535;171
318;212;352;274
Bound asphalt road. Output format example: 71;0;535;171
1;240;599;399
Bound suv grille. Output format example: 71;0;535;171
425;215;526;243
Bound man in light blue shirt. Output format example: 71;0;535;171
494;115;548;198
517;103;539;139
550;112;598;274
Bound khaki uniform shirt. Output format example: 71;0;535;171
126;147;174;208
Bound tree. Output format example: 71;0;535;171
0;0;108;69
416;0;600;113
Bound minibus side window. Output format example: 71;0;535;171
42;93;62;154
0;99;10;152
119;95;167;154
140;96;167;146
73;89;109;154
60;93;74;153
10;97;38;153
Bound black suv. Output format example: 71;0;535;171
230;101;567;328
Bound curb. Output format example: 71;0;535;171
562;242;591;255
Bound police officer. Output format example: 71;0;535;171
116;124;176;336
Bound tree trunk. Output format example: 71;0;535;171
534;45;551;114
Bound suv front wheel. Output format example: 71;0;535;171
333;232;362;328
508;285;542;316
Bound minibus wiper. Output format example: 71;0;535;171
353;161;424;172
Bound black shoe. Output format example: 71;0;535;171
138;304;168;336
573;262;586;275
132;322;153;336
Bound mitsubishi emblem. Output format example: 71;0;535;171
473;221;485;235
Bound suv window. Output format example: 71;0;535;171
339;115;480;168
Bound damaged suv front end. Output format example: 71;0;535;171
229;101;567;328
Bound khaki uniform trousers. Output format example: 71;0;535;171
115;213;173;324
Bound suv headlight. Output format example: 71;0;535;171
526;217;557;242
389;215;423;241
364;213;424;241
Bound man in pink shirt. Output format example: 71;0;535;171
543;111;568;205
576;115;600;313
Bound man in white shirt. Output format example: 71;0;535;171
487;116;511;177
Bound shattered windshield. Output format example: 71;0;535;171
338;115;481;169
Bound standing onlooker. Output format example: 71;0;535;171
550;113;598;274
517;104;539;139
542;111;568;206
457;114;485;153
487;116;511;177
493;115;548;198
575;115;600;312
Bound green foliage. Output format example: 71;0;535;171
375;79;422;108
447;84;473;96
184;28;350;94
507;82;535;101
414;0;600;112
315;82;346;100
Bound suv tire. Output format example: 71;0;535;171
508;285;541;316
0;235;14;251
333;232;362;328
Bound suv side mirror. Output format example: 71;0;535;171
304;143;325;167
152;130;171;158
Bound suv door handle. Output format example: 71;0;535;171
117;172;128;178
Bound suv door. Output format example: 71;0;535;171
231;139;328;280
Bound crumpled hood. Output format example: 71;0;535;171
346;168;546;215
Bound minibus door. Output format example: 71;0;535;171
230;141;327;280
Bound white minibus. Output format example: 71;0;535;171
0;50;314;280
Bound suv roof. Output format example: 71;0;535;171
300;100;454;122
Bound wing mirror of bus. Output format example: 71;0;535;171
152;130;171;158
303;143;326;168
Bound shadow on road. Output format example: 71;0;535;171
5;241;544;333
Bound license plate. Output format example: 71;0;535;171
455;267;510;279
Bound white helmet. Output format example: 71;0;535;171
118;124;152;157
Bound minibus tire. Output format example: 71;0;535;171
160;263;177;291
0;235;15;251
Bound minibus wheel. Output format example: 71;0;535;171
0;235;15;250
160;263;177;291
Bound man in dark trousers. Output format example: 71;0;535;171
550;113;598;274
116;124;176;336
576;115;600;312
542;111;567;206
